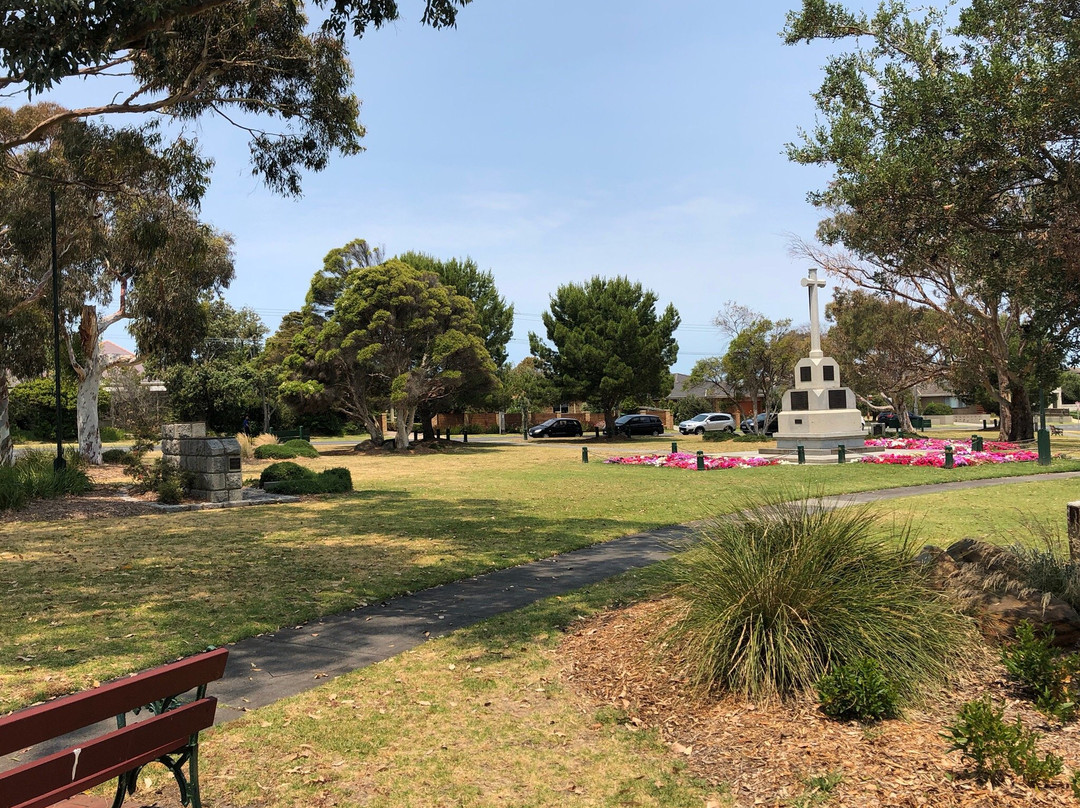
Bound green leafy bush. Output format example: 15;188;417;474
1001;621;1079;721
254;443;299;460
99;425;126;442
815;658;900;722
668;492;972;702
701;430;735;442
102;448;132;464
259;462;315;487
157;475;184;505
1071;769;1080;800
943;696;1063;785
269;467;352;495
281;438;319;458
920;403;953;416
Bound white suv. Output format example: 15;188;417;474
677;412;736;435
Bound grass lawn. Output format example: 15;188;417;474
195;474;1080;807
3;439;1080;714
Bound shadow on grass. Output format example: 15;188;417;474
0;487;669;695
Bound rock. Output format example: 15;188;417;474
979;593;1080;648
916;545;961;590
945;538;1024;580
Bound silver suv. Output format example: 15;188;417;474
678;412;736;435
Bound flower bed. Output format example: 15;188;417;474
604;452;780;470
860;438;1038;466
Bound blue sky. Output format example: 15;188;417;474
50;0;866;373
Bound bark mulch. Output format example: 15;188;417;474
0;466;160;524
559;599;1080;807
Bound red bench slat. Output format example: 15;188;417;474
0;648;228;756
0;698;216;808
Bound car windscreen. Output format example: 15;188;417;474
536;419;557;427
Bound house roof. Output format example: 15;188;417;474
668;372;738;400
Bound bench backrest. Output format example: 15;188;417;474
0;647;228;808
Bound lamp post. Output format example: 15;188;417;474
50;191;66;471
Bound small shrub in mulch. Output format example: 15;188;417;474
266;467;352;495
102;448;133;464
254;443;299;460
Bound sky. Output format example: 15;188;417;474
43;0;868;374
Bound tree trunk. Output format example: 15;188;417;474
0;373;12;467
76;364;104;464
395;405;416;449
418;403;436;441
1005;382;1035;443
603;407;616;438
360;412;383;444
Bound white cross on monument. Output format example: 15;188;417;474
801;268;826;358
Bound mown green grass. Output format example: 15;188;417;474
200;563;727;808
2;441;1079;712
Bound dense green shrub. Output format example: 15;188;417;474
254;443;299;460
99;426;126;442
269;467;352;495
259;462;315;487
1001;621;1080;721
920;402;953;416
672;395;712;424
943;696;1063;785
102;448;133;464
668;493;972;702
815;658;900;722
701;430;735;442
282;439;319;458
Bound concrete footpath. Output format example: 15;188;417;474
7;470;1080;774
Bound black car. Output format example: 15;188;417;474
528;417;583;438
613;414;665;437
740;413;778;435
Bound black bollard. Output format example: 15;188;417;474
696;450;705;471
797;445;805;465
581;446;588;463
837;445;846;464
463;430;468;443
944;445;954;469
671;441;678;454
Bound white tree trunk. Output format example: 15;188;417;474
77;365;105;465
394;405;416;449
0;373;12;467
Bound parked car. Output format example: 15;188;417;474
613;414;665;437
677;412;736;435
528;417;583;438
740;413;778;435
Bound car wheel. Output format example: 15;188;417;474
695;427;704;435
726;426;735;433
652;428;662;436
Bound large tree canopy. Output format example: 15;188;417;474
528;276;679;435
282;257;497;448
0;117;233;462
785;0;1080;440
825;288;948;431
1;1;472;194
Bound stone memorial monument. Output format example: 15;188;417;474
161;422;243;503
773;269;867;453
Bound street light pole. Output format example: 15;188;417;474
50;191;66;471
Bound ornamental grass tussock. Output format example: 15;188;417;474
668;490;974;703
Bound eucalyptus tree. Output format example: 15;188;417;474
785;0;1080;440
0;116;232;463
825;289;949;432
1;1;472;195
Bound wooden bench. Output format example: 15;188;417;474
1051;425;1064;436
0;647;228;808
